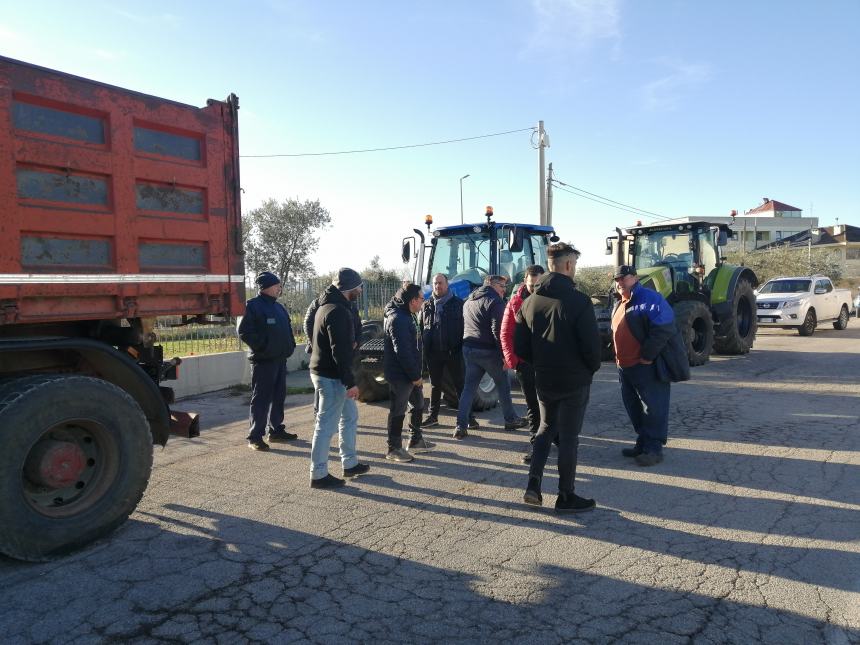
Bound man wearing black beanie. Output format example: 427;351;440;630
238;271;297;451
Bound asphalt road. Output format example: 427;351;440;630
1;326;858;644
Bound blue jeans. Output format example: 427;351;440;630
619;363;670;454
456;345;517;429
309;374;359;479
247;360;287;442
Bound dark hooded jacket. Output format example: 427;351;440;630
514;272;601;398
383;295;422;383
419;293;464;355
238;293;296;363
462;284;506;350
309;285;357;388
304;294;362;354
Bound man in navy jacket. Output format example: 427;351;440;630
238;271;297;451
383;283;435;461
454;275;526;439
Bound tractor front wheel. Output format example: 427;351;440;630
674;300;714;366
713;279;757;354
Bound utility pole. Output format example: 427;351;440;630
546;162;554;228
537;120;549;225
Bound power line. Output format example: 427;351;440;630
551;178;672;221
240;127;535;158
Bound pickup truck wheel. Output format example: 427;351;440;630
833;305;849;330
798;308;816;336
0;375;152;561
674;300;714;366
713;279;757;354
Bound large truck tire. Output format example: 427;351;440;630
0;375;153;561
713;278;757;354
673;300;714;366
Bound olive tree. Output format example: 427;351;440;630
243;198;331;283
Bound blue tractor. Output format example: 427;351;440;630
356;207;559;406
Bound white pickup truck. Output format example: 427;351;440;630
756;275;852;336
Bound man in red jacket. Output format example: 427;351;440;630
501;264;544;463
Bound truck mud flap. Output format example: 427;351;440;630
170;410;200;438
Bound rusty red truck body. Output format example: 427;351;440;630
0;56;244;560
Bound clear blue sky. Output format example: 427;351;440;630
3;0;858;273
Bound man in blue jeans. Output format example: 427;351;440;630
308;268;370;489
454;275;526;439
611;265;675;467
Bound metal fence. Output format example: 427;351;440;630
154;278;401;357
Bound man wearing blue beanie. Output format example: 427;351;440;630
238;271;297;451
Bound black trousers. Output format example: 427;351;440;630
528;385;590;494
426;350;474;418
515;363;541;437
247;360;287;442
387;379;423;449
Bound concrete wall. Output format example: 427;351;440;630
172;349;310;399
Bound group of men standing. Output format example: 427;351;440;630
238;243;682;509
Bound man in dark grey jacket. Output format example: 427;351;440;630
383;283;435;461
454;275;525;439
515;243;600;513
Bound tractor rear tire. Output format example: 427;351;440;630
673;300;714;366
355;321;389;403
0;375;152;561
713;278;757;355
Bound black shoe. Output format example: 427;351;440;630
635;452;664;467
452;427;468;440
621;445;643;458
504;417;529;431
467;417;480;430
521;447;533;464
555;492;596;513
523;478;542;506
343;463;370;478
310;474;346;489
268;431;298;443
248;439;270;451
422;414;439;427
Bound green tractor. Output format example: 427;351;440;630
605;221;758;365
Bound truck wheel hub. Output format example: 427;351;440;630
27;441;87;489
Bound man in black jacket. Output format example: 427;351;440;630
383;283;435;461
419;273;477;429
454;275;525;439
238;271;297;451
514;243;600;513
308;268;370;489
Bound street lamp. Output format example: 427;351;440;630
459;174;470;224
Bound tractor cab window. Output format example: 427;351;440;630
633;230;695;294
497;231;548;285
428;232;492;286
697;229;719;287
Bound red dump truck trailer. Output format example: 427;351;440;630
0;56;244;560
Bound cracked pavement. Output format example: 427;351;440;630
1;327;858;644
